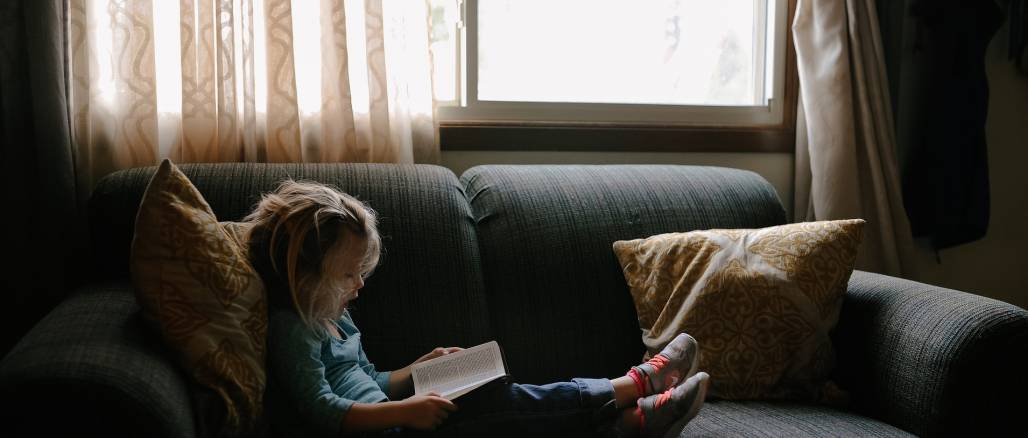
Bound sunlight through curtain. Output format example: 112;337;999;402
68;0;438;195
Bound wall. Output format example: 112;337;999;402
905;20;1028;309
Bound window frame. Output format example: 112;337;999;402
438;0;799;153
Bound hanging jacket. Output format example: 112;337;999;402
901;0;1004;251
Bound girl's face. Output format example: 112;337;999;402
323;235;369;311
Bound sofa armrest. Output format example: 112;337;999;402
833;270;1028;437
0;282;196;438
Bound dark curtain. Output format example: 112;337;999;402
878;0;1004;251
0;0;88;356
1010;0;1026;72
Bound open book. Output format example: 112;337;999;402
411;341;509;400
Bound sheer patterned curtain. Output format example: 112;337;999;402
68;0;438;197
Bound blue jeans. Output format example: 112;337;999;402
378;377;623;438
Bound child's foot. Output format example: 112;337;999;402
627;333;699;397
634;372;709;438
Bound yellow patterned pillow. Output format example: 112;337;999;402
130;159;267;436
613;219;864;402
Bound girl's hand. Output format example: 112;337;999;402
413;347;463;365
398;392;458;430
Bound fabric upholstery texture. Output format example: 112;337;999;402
833;270;1028;437
91;162;493;371
461;165;787;385
130;158;267;436
613;220;865;401
0;282;196;438
677;399;913;437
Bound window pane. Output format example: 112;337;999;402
477;0;768;106
429;0;458;102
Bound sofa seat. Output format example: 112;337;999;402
681;400;913;437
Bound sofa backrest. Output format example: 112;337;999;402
87;162;493;370
460;165;788;384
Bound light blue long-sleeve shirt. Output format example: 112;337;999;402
267;308;392;436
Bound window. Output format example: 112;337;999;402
428;0;797;151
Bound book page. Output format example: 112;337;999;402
411;341;507;400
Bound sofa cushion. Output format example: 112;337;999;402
90;163;492;370
460;165;787;384
678;400;914;437
613;220;864;401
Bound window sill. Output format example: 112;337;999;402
439;121;795;153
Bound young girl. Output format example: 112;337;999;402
245;179;710;438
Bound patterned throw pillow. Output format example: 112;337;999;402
130;158;267;436
613;219;864;401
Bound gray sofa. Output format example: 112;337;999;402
1;163;1025;437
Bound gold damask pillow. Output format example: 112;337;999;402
613;220;864;402
130;159;267;437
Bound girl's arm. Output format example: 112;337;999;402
342;395;458;435
388;366;414;399
340;401;406;433
271;313;459;435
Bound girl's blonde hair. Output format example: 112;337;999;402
244;179;380;337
